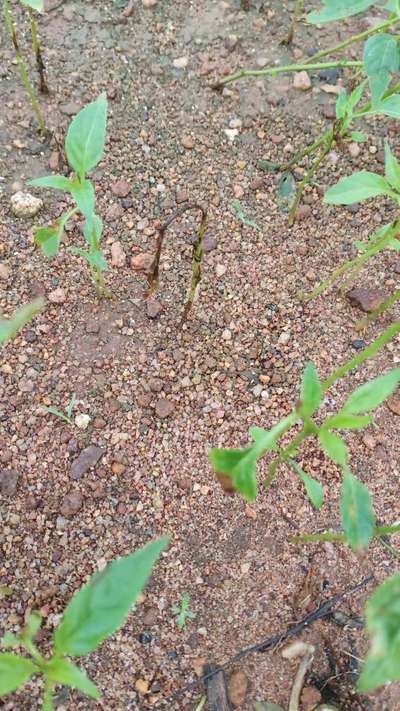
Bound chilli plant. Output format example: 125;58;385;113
213;0;400;223
0;538;168;709
3;0;48;135
30;94;110;297
210;320;400;691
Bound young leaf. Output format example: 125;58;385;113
347;79;368;113
363;34;399;78
45;658;100;700
318;429;348;466
324;172;391;205
322;413;373;430
299;361;322;418
342;368;400;414
210;447;258;500
29;175;73;192
83;214;103;247
23;613;42;641
70;179;95;219
335;89;347;119
0;653;37;695
340;469;375;550
307;0;375;24
0;300;43;345
358;572;400;691
20;0;44;11
350;131;367;143
65;94;107;179
378;94;400;118
54;538;168;656
289;459;324;510
69;248;108;272
384;141;400;189
249;413;297;457
34;225;62;258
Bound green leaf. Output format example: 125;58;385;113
389;237;400;251
289;459;324;510
336;89;347;119
210;446;258;500
347;79;368;112
340;469;375;550
0;299;44;345
299;361;322;418
318;429;348;466
34;225;61;258
20;0;44;11
69;247;108;272
350;131;367;143
369;73;391;107
70;179;95;219
324;171;391;205
358;572;400;691
384;141;400;189
307;0;375;24
23;613;42;641
249;413;297;457
254;704;285;711
45;658;100;700
342;368;400;414
363;33;399;77
378;94;400;118
277;171;296;212
1;633;20;648
29;175;73;192
322;413;373;430
83;214;103;247
0;653;37;695
54;538;168;656
231;200;259;229
65;94;107;179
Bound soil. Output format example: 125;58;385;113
1;1;400;710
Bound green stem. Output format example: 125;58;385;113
181;205;208;324
355;288;400;332
304;17;400;65
3;0;47;136
212;60;362;90
28;8;49;94
303;223;398;301
281;0;305;45
322;320;400;393
43;678;55;711
264;429;307;489
259;132;328;173
288;131;334;225
291;531;346;544
375;523;400;536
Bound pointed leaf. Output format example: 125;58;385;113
54;538;168;656
384;141;400;189
347;79;368;112
335;89;347;119
45;659;100;700
70;179;95;219
307;0;375;24
322;413;373;430
0;653;37;695
318;429;348;466
65;94;107;178
20;0;44;10
350;131;367;143
83;214;103;247
249;413;297;456
29;175;73;192
342;369;400;414
210;447;258;500
378;94;400;118
0;299;43;345
299;361;322;418
324;172;391;205
340;469;375;550
289;460;324;510
34;226;61;257
358;572;400;691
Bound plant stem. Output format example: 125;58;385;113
288;131;334;225
43;678;55;711
281;0;305;45
181;206;208;324
322;320;400;392
3;0;47;136
28;8;49;94
291;531;346;544
375;523;400;536
212;60;362;90
303;223;398;301
264;429;307;489
355;288;400;332
304;17;400;65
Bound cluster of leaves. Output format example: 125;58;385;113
171;592;196;629
30;94;109;295
0;538;168;709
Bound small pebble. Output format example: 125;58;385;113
293;71;311;91
10;192;43;218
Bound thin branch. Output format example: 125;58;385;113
212;61;362;90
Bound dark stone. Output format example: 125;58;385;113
351;339;366;351
138;632;153;644
70;445;104;480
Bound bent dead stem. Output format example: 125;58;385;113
147;202;208;324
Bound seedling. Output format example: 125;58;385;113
2;0;48;134
231;199;259;229
44;394;77;426
0;538;168;709
147;202;208;323
0;299;44;345
30;95;110;297
171;592;196;629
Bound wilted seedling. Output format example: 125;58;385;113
0;538;168;709
0;299;44;345
44;394;77;426
171;592;196;629
30;95;110;297
147;202;208;323
2;0;48;134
